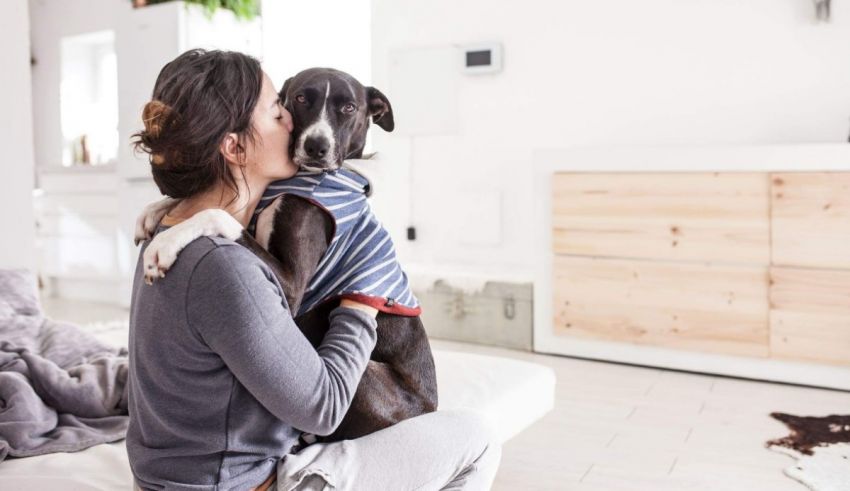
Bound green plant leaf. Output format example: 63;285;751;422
133;0;258;21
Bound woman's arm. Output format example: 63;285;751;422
185;242;377;436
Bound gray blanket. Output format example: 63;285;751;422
0;269;129;462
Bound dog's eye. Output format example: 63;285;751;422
341;103;356;114
295;94;307;104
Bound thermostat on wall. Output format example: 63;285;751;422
461;43;502;74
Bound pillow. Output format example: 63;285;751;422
0;269;42;323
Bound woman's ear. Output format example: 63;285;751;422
219;133;244;165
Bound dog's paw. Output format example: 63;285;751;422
142;232;180;285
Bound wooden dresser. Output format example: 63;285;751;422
533;145;850;389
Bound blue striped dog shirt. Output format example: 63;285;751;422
249;166;420;317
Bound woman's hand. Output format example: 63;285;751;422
339;299;379;318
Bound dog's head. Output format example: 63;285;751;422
280;67;393;172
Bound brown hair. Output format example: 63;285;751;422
132;49;263;200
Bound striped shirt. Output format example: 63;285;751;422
249;166;420;317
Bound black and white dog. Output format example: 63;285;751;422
136;68;438;441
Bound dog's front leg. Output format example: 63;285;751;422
259;195;334;316
142;209;242;284
134;197;180;245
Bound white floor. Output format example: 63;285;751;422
436;341;850;491
42;298;850;491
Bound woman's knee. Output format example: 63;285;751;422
437;410;500;449
434;411;502;489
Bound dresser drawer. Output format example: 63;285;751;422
553;255;769;357
771;172;850;269
770;266;850;366
552;173;770;264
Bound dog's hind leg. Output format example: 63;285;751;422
317;315;438;442
322;360;414;441
371;314;439;414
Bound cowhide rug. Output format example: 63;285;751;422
766;412;850;491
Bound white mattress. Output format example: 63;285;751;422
0;330;555;490
434;350;556;443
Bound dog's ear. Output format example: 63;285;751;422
366;87;394;132
279;77;294;107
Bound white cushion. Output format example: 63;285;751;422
435;350;556;443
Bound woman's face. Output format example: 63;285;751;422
242;72;298;182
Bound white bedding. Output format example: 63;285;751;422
0;323;555;490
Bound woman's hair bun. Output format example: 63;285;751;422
142;100;173;165
142;100;172;138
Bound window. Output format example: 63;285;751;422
59;30;118;166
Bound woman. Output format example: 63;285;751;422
128;49;501;491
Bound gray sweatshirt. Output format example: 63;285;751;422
127;233;377;490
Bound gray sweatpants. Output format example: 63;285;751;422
276;410;502;491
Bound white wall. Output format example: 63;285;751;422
371;0;850;278
0;0;37;271
261;0;371;88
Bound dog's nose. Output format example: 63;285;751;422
304;136;330;160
